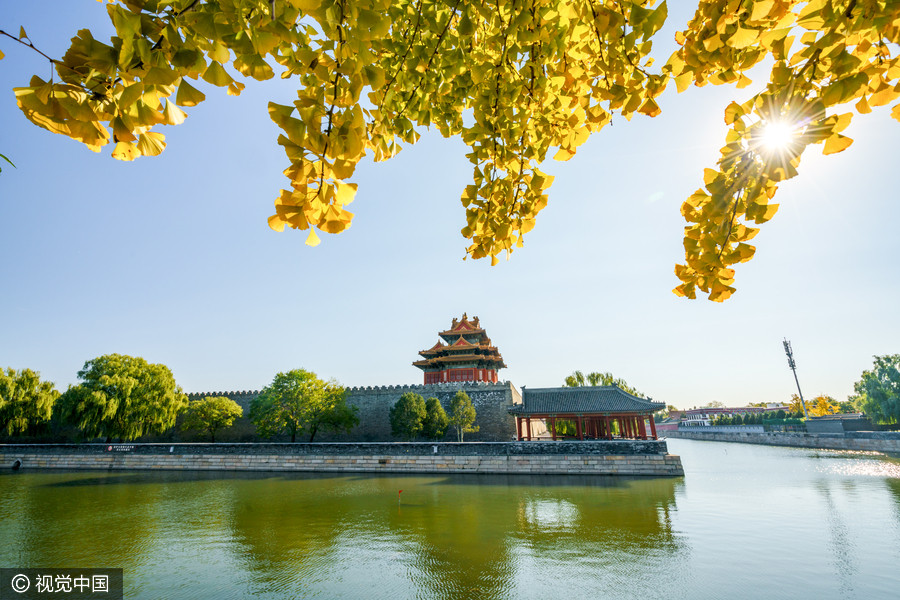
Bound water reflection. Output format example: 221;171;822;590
815;483;857;599
0;471;686;600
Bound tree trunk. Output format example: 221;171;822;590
291;430;296;443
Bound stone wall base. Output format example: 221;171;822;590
2;452;684;477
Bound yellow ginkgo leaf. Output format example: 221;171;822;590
823;134;852;155
137;132;166;156
729;26;758;49
637;97;661;117
305;229;321;247
163;100;187;126
111;141;139;161
267;214;286;232
202;62;233;87
175;79;206;107
334;182;357;205
553;148;575;161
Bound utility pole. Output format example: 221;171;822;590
783;339;809;419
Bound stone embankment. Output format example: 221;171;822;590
667;429;900;453
1;441;684;477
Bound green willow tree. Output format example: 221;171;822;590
851;354;900;425
181;394;243;441
422;396;449;439
58;354;187;441
389;391;427;440
449;390;478;442
3;1;899;299
250;368;357;442
0;367;59;436
564;370;645;397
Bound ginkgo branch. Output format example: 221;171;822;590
394;0;462;121
380;0;424;103
0;29;58;64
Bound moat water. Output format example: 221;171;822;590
2;439;899;599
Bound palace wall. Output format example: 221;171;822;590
187;381;522;443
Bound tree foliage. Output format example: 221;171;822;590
422;396;450;439
808;394;839;417
3;1;898;298
449;390;478;442
389;391;427;440
250;368;357;442
58;354;186;441
0;367;59;436
787;393;807;417
564;370;645;397
181;394;243;441
851;354;900;424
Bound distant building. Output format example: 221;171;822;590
679;405;790;427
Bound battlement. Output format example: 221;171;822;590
345;381;514;393
187;390;260;399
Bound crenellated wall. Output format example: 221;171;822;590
186;381;521;442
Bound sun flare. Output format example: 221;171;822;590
761;121;795;151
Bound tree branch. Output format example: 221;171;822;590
0;29;59;64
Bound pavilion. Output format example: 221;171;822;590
509;386;665;441
413;313;506;384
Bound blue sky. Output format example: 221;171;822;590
2;2;898;409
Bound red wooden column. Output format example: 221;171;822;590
576;417;583;440
516;417;522;441
638;416;647;440
649;416;658;440
551;417;557;441
526;417;532;441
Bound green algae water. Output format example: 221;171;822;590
2;439;899;600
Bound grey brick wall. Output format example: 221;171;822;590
187;382;521;442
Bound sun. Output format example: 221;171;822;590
760;121;796;152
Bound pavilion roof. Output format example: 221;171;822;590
415;313;506;373
437;313;486;339
509;386;664;415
